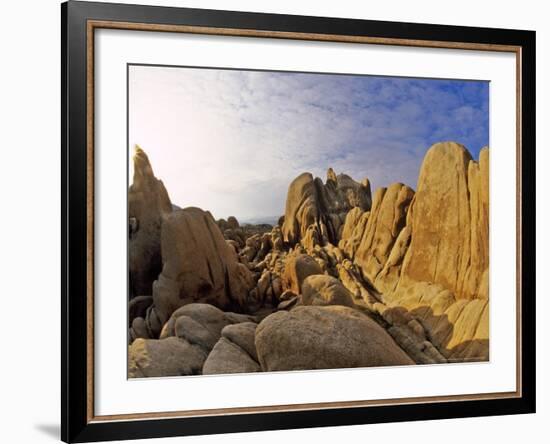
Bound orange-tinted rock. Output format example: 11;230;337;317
281;169;371;247
354;183;415;283
400;142;488;300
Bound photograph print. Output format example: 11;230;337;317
127;65;489;378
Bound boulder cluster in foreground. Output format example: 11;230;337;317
128;142;489;377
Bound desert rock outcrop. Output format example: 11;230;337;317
128;142;490;377
281;169;371;248
255;305;414;371
144;208;255;337
128;146;172;298
338;143;489;362
352;183;415;285
399;142;489;300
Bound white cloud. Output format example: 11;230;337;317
129;66;488;221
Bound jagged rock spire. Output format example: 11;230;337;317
129;145;172;298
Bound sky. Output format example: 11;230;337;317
129;65;489;222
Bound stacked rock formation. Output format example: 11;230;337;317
128;141;490;377
281;169;371;249
337;142;490;362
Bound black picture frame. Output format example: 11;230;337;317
61;1;536;442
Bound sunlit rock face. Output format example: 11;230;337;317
149;207;255;333
128;142;491;377
281;169;371;249
255;305;414;372
277;142;490;363
399;142;489;301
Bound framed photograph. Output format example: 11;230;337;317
61;1;536;442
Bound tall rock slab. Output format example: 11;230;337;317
281;173;319;246
463;147;490;299
376;143;490;362
353;183;415;286
128;145;172;298
400;142;489;300
332;142;489;362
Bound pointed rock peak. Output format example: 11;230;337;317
327;167;337;184
361;178;371;194
134;143;145;155
227;216;240;229
133;144;153;171
132;144;156;187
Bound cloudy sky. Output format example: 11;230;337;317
129;65;489;222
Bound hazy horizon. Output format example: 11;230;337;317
129;65;489;221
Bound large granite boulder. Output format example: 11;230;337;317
202;338;261;375
220;322;259;361
255;305;414;371
128;145;172;298
148;208;255;335
128;337;206;377
282;253;323;294
160;303;255;347
130;304;259;377
202;322;260;375
301;275;355;307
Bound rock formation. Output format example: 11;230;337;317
203;322;261;374
351;183;415;285
255;305;414;371
281;254;323;294
142;208;256;338
320;142;489;362
301;275;355;308
128;145;172;298
128;337;206;377
129;303;259;377
281;169;371;248
396;143;489;299
128;142;490;377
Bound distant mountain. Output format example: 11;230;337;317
239;215;280;226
